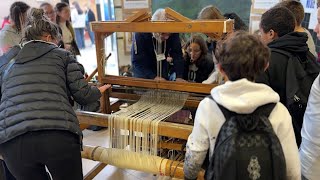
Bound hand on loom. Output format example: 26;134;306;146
176;78;187;82
154;76;166;81
98;84;111;94
64;44;72;51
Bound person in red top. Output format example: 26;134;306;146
1;16;10;29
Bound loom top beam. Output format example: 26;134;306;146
91;7;234;38
91;20;233;34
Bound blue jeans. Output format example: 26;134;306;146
169;72;176;81
86;25;95;44
74;28;85;49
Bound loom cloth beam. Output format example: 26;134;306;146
81;145;205;179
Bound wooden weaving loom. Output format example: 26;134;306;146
77;8;234;179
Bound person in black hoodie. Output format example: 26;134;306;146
257;7;301;103
256;6;319;146
183;35;214;83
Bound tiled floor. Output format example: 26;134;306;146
82;129;179;180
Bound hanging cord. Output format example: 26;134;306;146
171;156;183;178
108;90;188;156
154;37;166;79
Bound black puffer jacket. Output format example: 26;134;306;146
0;41;101;144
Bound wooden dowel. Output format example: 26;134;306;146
86;68;98;82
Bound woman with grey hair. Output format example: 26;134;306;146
131;8;185;81
0;8;109;179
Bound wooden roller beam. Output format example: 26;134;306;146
77;111;193;140
81;145;204;179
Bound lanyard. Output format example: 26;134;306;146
153;38;166;57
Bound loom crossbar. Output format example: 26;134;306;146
77;111;193;140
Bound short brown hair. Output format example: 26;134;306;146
275;0;304;25
198;5;224;20
215;31;270;81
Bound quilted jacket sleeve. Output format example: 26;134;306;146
66;53;101;105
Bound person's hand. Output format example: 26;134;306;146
154;76;166;81
176;78;187;82
166;56;173;63
65;44;72;51
98;84;111;94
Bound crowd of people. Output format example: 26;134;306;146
131;6;250;83
183;1;320;180
0;0;320;180
0;1;96;56
0;1;107;180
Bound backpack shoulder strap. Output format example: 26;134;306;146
0;46;21;68
253;103;277;117
207;95;276;119
2;58;16;80
206;95;236;120
0;46;21;84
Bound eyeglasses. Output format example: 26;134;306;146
45;11;56;16
186;48;201;54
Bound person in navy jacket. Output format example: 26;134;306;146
131;9;185;81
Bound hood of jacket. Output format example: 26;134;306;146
268;32;309;54
211;78;280;114
15;41;58;64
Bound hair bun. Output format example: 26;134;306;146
29;8;44;20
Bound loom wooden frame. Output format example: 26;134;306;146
92;8;233;113
80;8;233;179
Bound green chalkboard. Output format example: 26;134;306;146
152;0;251;25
